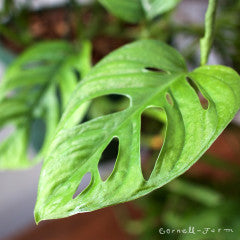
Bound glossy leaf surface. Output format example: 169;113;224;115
35;40;240;222
0;41;91;169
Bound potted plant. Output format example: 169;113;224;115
0;0;240;239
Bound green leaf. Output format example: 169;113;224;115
141;0;181;19
0;41;91;169
34;40;240;222
99;0;144;23
98;0;181;23
167;179;222;207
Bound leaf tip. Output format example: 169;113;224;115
34;208;44;225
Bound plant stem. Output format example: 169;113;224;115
200;0;218;65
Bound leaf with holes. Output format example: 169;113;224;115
99;0;181;23
34;40;240;222
0;41;91;169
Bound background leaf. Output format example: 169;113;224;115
141;0;181;19
34;39;240;222
98;0;181;23
98;0;144;23
0;41;91;169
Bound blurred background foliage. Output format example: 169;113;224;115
0;0;240;239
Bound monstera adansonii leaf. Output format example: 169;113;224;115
99;0;181;23
34;40;240;222
0;41;91;169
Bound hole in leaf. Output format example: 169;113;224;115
0;125;15;143
98;138;119;181
73;172;92;199
55;86;63;113
166;93;174;106
82;94;130;123
73;68;81;81
27;146;37;162
141;107;166;181
21;60;52;70
26;119;46;161
29;119;46;152
145;67;166;73
186;77;209;110
6;89;17;98
106;94;124;102
0;124;37;162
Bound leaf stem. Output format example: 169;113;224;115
200;0;218;65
